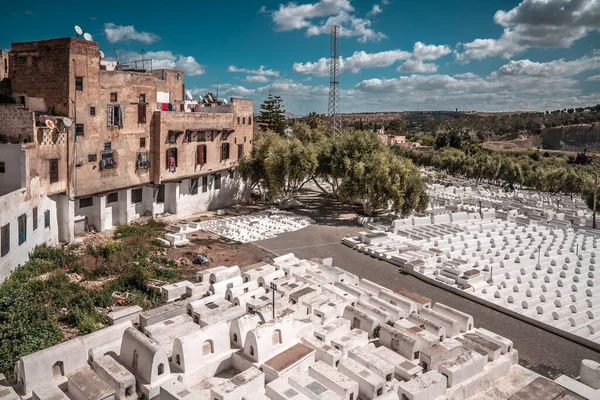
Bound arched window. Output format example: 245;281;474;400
202;340;214;356
233;333;238;343
132;350;139;371
272;329;282;346
175;354;181;365
249;345;255;356
157;363;164;375
52;361;64;379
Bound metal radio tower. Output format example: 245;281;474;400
328;25;341;134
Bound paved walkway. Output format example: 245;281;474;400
256;223;600;380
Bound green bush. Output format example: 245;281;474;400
114;219;165;239
153;266;178;281
30;245;75;267
87;241;123;258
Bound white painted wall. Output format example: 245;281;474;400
0;144;25;196
175;172;248;219
0;190;59;282
56;195;74;243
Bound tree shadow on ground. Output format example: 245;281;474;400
284;189;362;228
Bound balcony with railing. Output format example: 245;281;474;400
100;152;117;170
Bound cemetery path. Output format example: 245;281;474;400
256;223;600;380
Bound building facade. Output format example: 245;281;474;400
0;50;8;81
0;37;253;280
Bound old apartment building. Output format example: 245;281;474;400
0;37;253;281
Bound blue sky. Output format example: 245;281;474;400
1;0;599;114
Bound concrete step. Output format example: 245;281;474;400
165;232;187;243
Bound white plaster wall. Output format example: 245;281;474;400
56;195;74;243
0;144;25;196
0;191;59;283
174;172;248;219
74;196;100;232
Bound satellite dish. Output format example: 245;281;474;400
207;94;214;103
45;119;56;130
99;50;106;59
75;25;83;35
83;33;92;41
186;90;193;101
222;98;228;105
63;117;74;128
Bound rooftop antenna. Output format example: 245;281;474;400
74;25;83;38
83;32;93;41
328;24;341;135
216;83;219;101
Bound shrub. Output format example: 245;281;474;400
87;241;123;258
114;220;165;239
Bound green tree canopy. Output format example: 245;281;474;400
241;127;429;216
257;93;287;135
306;112;321;129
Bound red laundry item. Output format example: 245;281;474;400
161;103;169;111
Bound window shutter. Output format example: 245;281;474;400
197;145;205;165
107;105;112;126
119;104;125;128
138;103;146;123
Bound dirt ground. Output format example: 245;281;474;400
164;230;273;280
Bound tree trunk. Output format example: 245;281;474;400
312;178;333;197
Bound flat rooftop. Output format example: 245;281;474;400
264;343;314;372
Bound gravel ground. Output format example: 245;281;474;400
255;223;600;380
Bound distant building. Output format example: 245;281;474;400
387;135;406;146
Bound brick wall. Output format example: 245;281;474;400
10;38;98;117
0;104;35;141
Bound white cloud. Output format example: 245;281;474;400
294;49;410;76
175;56;205;76
104;23;160;44
588;74;600;81
266;0;385;42
457;0;600;60
190;66;600;114
117;50;204;75
397;42;451;73
493;53;600;77
453;72;480;79
367;0;390;17
294;42;451;77
244;75;271;83
227;65;280;77
271;0;353;31
367;4;382;17
397;59;439;73
353;66;600;112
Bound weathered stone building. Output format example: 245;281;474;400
0;37;253;280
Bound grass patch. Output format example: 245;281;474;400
114;219;166;239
